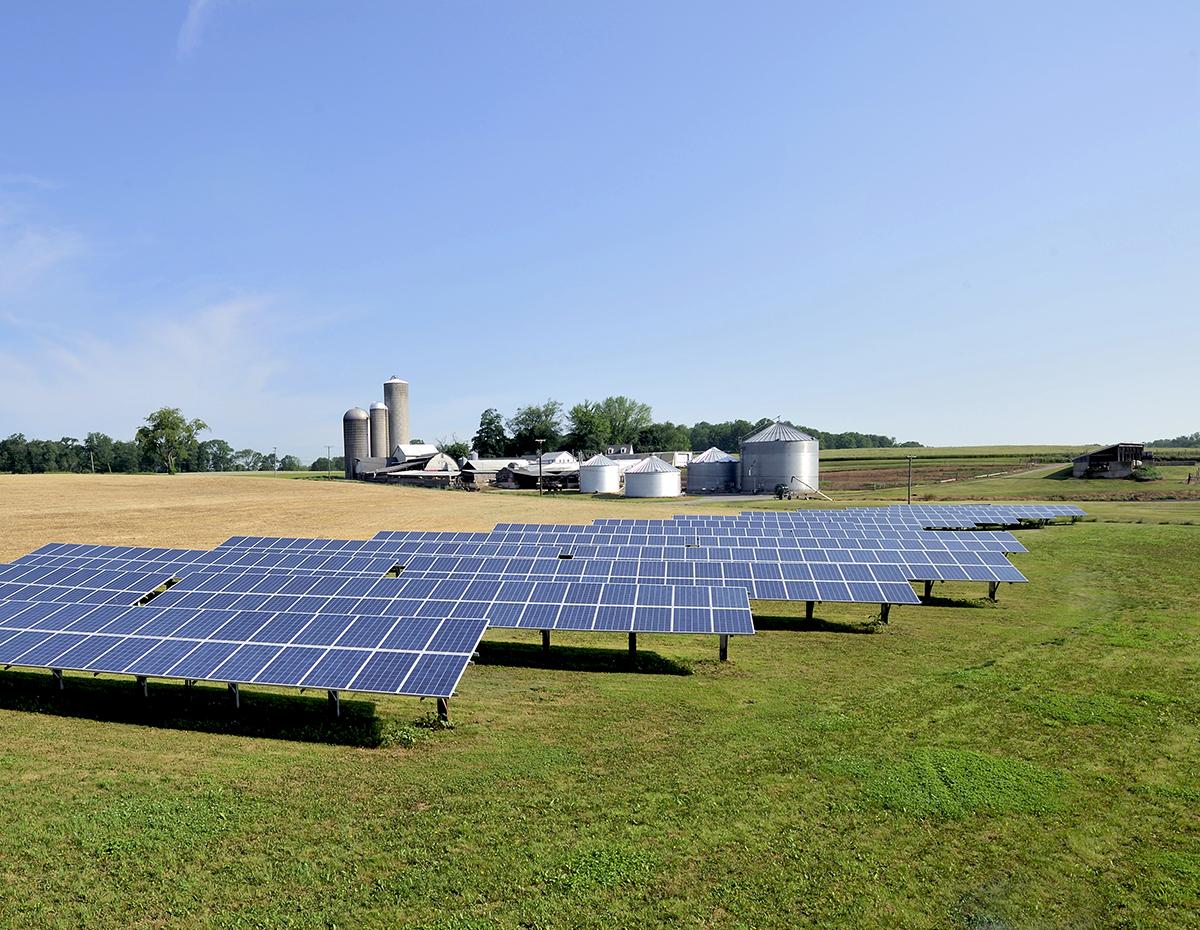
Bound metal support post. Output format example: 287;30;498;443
628;632;637;657
923;580;934;599
987;581;1000;602
541;629;551;654
805;601;814;620
327;690;340;718
719;634;729;662
51;668;63;690
137;675;148;697
880;603;891;624
436;697;450;724
228;682;240;709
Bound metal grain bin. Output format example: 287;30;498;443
383;376;410;446
738;422;819;494
579;454;620;494
624;455;682;497
687;446;737;493
342;407;370;479
368;402;390;458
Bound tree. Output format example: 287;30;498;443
56;437;85;472
0;434;31;473
310;456;344;472
565;401;612;456
472;408;509;458
197;438;236;471
111;440;141;472
134;408;209;475
84;432;115;472
507;400;564;454
598;396;652;445
279;454;303;471
233;449;262;471
637;421;691;452
437;436;471;462
689;421;718;452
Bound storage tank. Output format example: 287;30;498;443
368;402;390;458
738;422;819;494
688;447;737;493
624;455;682;498
342;407;370;479
383;376;410;447
580;454;620;494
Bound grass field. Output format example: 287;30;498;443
1;475;1198;929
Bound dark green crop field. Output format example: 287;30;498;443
1;514;1197;929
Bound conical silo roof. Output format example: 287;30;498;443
625;455;679;474
691;446;735;463
582;454;617;467
743;422;815;443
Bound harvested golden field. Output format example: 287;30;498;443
0;473;736;562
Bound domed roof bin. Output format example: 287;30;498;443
739;422;819;494
624;456;682;497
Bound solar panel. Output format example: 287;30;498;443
0;596;484;698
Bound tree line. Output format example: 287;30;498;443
0;407;331;475
1146;432;1200;448
471;396;921;459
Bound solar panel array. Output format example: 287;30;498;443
0;503;1070;704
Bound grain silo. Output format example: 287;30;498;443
738;422;819;494
579;454;620;494
342;407;370;479
383;377;410;448
368;402;390;458
687;447;737;493
624;455;681;498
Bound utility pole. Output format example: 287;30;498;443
89;451;95;474
907;455;913;505
272;446;278;473
535;438;546;495
326;444;332;479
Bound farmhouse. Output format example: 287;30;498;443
1072;442;1145;479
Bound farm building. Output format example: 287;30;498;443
1072;443;1145;479
496;453;581;490
461;458;533;488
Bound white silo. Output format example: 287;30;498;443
624;455;682;497
580;454;620;494
383;376;410;447
369;402;390;458
342;407;370;479
738;422;819;493
688;447;738;493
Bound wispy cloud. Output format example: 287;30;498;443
177;0;217;59
0;296;342;456
0;174;59;190
0;219;85;299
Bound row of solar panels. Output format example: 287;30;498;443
0;598;485;697
14;538;1025;585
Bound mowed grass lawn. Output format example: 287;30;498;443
0;476;1197;929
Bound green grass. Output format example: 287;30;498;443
1;519;1197;928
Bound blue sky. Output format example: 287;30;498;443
1;1;1197;459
